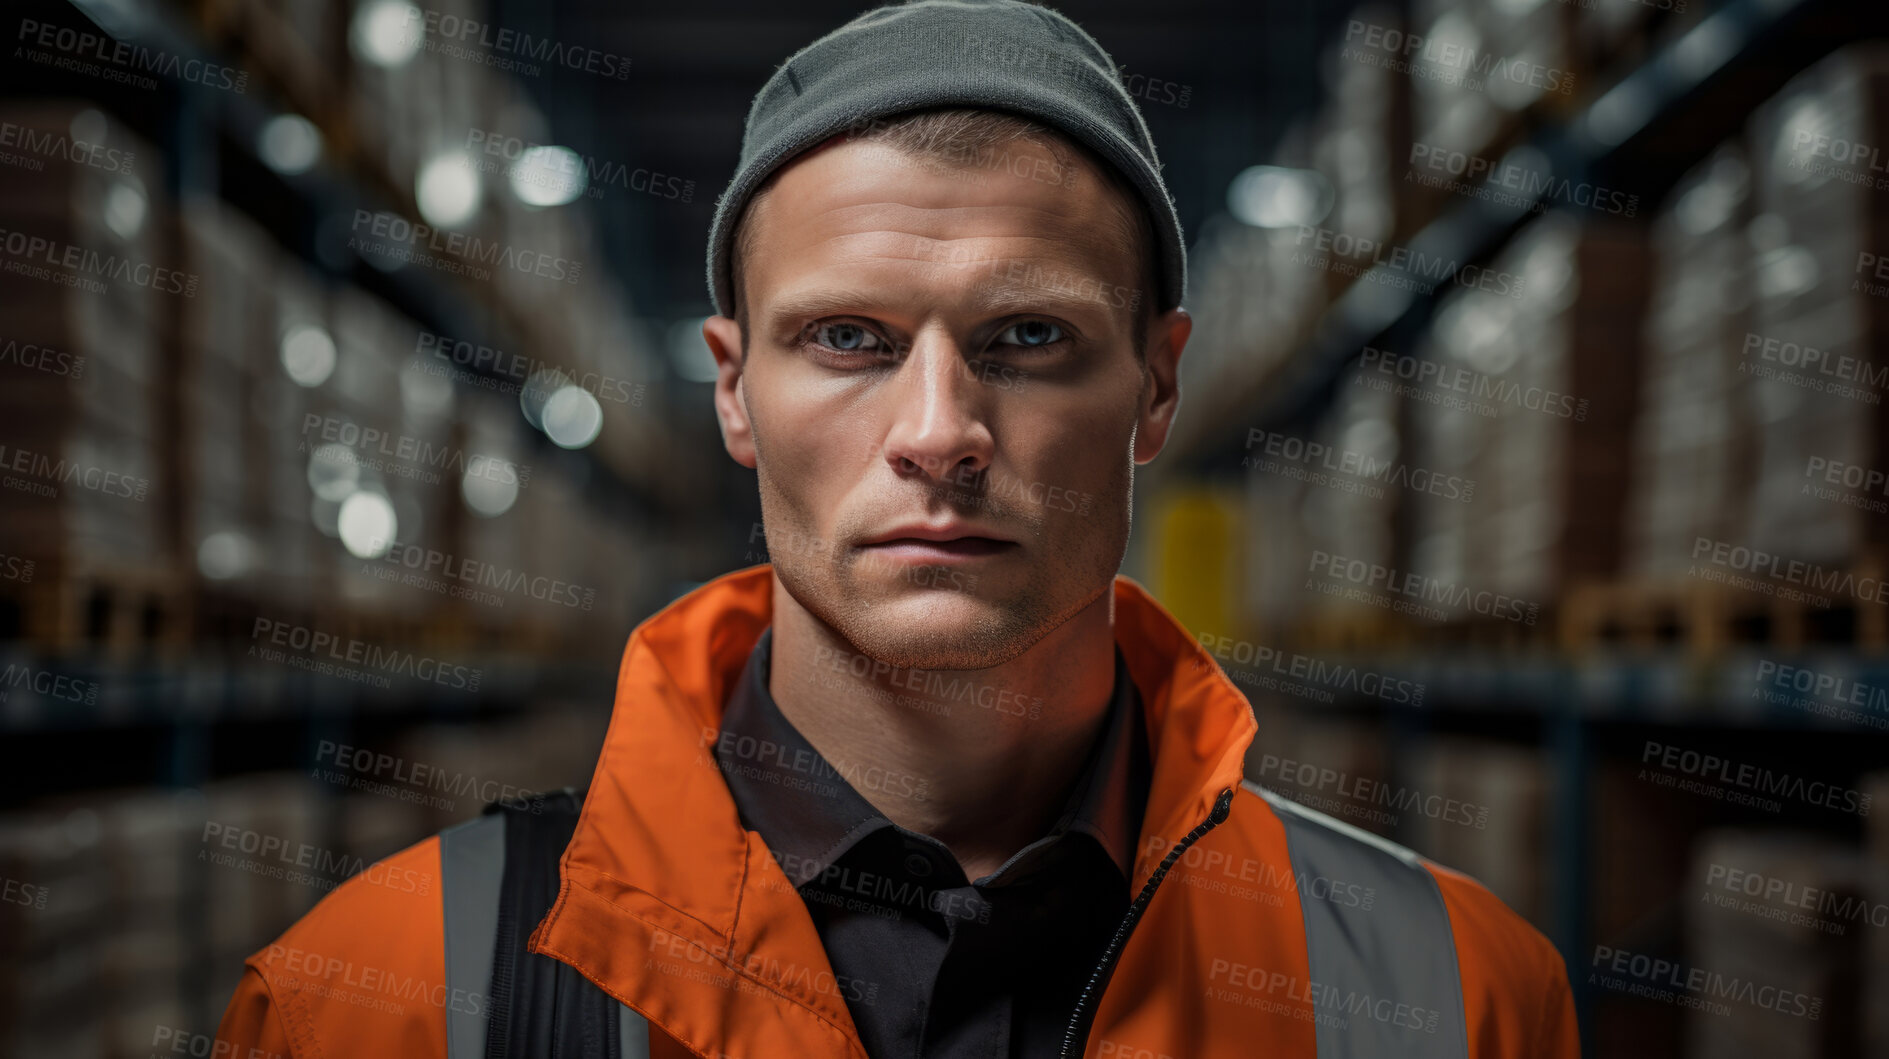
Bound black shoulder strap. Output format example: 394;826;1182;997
440;788;651;1059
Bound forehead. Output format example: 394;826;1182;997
741;138;1140;324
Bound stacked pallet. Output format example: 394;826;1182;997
0;103;176;656
1405;211;1646;611
178;197;278;611
1743;46;1889;569
96;789;198;1059
1626;144;1758;576
1686;831;1874;1059
0;808;105;1057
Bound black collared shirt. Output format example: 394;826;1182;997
712;628;1152;1059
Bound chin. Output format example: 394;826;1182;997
782;559;1057;671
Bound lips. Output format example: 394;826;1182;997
859;522;1017;559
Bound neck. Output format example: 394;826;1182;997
767;576;1119;881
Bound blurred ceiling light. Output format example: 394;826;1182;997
1755;245;1819;300
519;368;571;428
307;443;361;501
337;491;399;559
509;145;587;207
103;177;147;240
1228;166;1334;229
399;358;455;420
310;495;343;538
1582;80;1654;148
351;0;423;69
69;108;107;147
462;464;520;517
1775;98;1831;182
416;152;481;227
542;386;604;449
1672;10;1741;82
197;530;259;580
1486;48;1548;111
258;114;323;175
667;316;719;383
280;324;338;387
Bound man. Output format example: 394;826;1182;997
217;1;1580;1057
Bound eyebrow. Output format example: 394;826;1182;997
761;277;1124;333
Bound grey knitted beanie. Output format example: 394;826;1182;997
704;0;1186;317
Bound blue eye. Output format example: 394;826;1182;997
996;320;1064;348
812;322;887;353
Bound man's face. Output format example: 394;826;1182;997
707;136;1188;671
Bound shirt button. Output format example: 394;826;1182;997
904;852;935;877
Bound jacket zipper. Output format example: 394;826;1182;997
1057;786;1236;1059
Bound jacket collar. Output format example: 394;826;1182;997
530;564;1258;1059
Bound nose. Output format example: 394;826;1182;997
877;327;996;485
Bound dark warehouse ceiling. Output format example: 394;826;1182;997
509;0;1363;327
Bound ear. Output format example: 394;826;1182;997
706;315;756;468
1133;306;1191;464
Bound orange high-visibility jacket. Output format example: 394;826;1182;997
216;565;1580;1059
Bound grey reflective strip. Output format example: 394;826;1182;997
1246;782;1469;1059
440;813;505;1059
619;1002;652;1059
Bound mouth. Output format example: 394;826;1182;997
858;524;1019;564
861;536;1016;559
